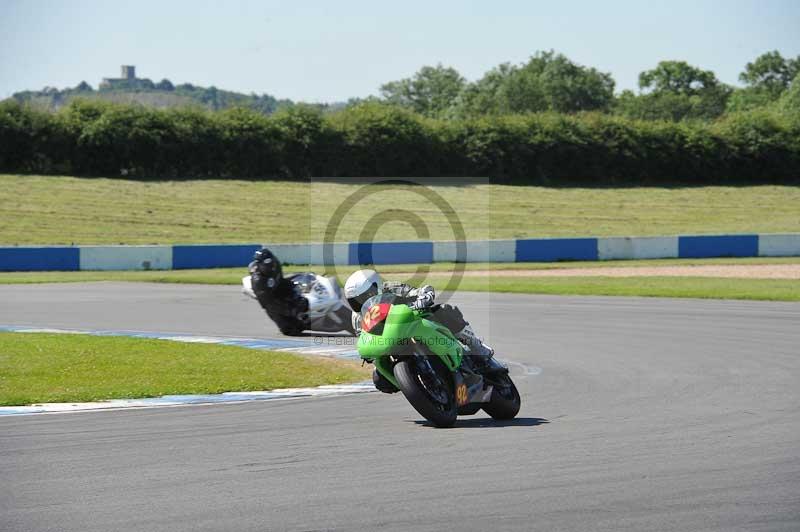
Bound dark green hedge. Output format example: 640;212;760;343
1;99;798;184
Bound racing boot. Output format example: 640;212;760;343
455;324;495;360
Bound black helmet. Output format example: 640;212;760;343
253;247;282;286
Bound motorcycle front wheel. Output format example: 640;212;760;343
482;374;521;420
394;358;457;428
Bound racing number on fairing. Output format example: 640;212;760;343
362;303;390;333
456;383;468;406
362;305;380;331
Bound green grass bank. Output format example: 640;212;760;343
0;333;369;406
1;175;799;245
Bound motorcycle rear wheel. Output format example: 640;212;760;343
394;358;457;428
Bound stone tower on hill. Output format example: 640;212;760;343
100;65;139;89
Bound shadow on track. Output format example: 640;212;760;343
411;417;549;429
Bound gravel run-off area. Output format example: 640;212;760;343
415;264;800;279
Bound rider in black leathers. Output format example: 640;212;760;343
249;248;309;336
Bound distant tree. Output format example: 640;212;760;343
739;51;800;98
639;61;720;96
725;52;800;113
520;51;615;112
346;95;386;107
380;64;466;117
726;87;777;113
617;60;731;120
454;51;614;116
156;79;175;91
201;86;220;110
778;72;800;114
454;63;517;116
497;62;548;113
74;81;93;92
246;93;274;114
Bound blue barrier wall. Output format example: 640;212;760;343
678;235;759;258
172;244;262;269
349;241;434;265
1;234;798;271
516;238;599;262
0;247;80;272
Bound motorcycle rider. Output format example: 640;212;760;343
249;248;309;336
344;269;494;394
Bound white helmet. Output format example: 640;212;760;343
344;269;383;311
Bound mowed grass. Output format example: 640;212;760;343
454;276;800;302
1;174;799;244
0;256;797;283
0;258;797;301
0;332;369;406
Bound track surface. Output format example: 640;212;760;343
1;283;799;531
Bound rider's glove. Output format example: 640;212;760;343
351;313;362;335
410;292;434;311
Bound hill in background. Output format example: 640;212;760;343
8;65;347;115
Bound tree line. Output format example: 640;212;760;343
2;49;797;184
10;50;799;122
1;95;797;184
376;50;800;121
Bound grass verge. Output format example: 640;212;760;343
0;258;797;301
0;333;369;406
455;276;800;302
1;257;798;285
2;174;799;244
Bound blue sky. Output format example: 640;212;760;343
1;0;799;102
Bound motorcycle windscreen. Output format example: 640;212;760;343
288;272;316;294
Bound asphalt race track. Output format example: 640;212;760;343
1;282;799;531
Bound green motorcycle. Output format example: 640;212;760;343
357;292;521;428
